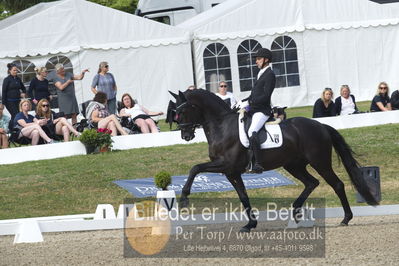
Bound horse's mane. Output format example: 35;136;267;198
185;89;233;115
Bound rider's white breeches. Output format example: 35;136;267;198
248;112;269;137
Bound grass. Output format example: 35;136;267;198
1;101;397;220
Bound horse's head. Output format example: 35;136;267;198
169;90;202;141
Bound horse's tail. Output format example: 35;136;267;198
324;124;379;206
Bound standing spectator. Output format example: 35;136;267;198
2;63;26;130
28;66;52;107
390;87;399;110
335;85;358;115
35;99;80;142
370;82;391;112
53;63;89;125
119;93;163;134
0;103;10;148
86;92;127;136
13;99;54;145
215;81;236;108
91;62;117;114
313;88;337;118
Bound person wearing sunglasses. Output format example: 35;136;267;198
215;81;236;108
13;99;54;145
370;82;392;112
91;62;117;114
35;99;80;142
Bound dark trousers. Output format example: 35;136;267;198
5;100;20;131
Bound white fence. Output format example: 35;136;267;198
0;110;398;165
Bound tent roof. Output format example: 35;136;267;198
178;0;399;40
0;0;190;58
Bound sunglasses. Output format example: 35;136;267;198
42;104;49;107
379;87;387;90
220;85;227;88
104;65;109;68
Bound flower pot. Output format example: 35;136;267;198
85;145;97;154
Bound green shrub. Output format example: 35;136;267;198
154;171;172;190
79;129;99;147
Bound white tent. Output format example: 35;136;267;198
0;0;193;113
179;0;399;107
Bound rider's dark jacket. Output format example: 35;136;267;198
248;66;276;116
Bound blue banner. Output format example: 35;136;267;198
114;171;295;198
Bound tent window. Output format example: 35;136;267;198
11;60;36;90
271;36;300;88
237;39;262;92
45;56;73;108
203;43;232;93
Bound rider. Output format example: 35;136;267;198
244;48;276;173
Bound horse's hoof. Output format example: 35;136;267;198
239;226;251;233
340;222;348;226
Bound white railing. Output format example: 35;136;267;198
1;110;398;165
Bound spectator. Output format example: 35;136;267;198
2;63;26;130
215;81;236;108
370;82;392;112
90;62;117;114
0;103;10;148
187;85;197;90
335;85;358;115
312;88;337;118
29;67;51;107
119;93;163;134
86;92;127;136
53;63;89;125
35;99;80;142
13;99;54;145
390;87;399;110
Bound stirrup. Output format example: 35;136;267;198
246;161;264;174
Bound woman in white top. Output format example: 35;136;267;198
334;85;358;115
215;81;236;108
119;93;164;133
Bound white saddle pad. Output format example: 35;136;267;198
238;114;283;149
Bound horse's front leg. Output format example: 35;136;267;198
180;160;226;207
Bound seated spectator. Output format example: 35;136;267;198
35;99;80;142
391;87;399;110
28;67;52;107
370;82;392;112
119;93;163;134
0;103;10;148
86;92;127;136
215;81;236;108
335;85;358;115
312;88;336;118
13;99;55;145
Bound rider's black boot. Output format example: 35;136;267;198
246;131;264;174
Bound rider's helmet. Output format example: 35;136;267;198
253;48;272;62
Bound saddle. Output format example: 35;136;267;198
238;110;283;149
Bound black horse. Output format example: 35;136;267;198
170;89;378;232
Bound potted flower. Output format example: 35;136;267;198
79;128;113;154
154;171;175;212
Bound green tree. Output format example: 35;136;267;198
0;0;138;20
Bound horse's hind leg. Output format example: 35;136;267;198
226;173;257;232
284;160;320;222
311;163;353;226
